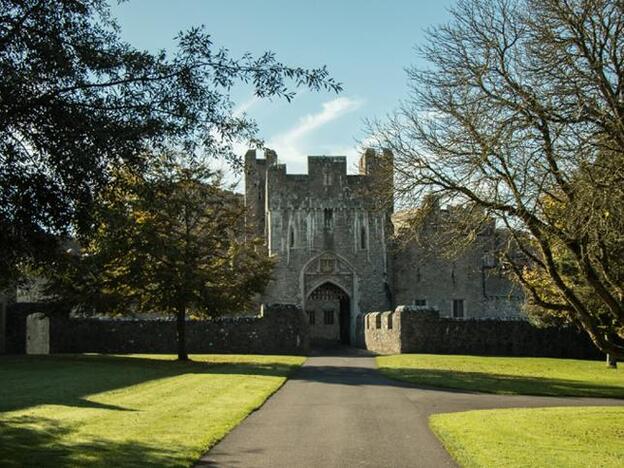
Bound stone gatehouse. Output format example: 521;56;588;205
244;149;522;345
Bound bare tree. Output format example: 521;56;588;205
369;0;624;359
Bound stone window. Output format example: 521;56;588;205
387;314;393;329
323;309;334;325
482;252;496;268
452;299;465;318
299;219;307;246
360;226;367;250
323;167;332;186
375;314;381;329
308;310;315;325
289;227;295;248
413;299;427;307
323;208;333;229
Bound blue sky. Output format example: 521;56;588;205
111;0;454;175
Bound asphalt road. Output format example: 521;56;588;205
197;347;623;468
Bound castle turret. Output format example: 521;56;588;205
244;149;276;239
358;148;394;212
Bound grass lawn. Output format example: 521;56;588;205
0;354;304;467
430;406;624;467
377;354;624;397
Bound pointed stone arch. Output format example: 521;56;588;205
300;251;360;345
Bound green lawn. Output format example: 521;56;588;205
377;354;624;397
0;354;304;467
430;406;624;467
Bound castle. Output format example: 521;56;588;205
245;149;523;345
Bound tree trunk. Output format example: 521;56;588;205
607;354;617;369
176;306;189;361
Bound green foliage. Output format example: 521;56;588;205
521;148;624;343
50;155;274;315
377;354;624;398
430;407;624;468
45;155;275;358
0;354;304;467
0;0;341;286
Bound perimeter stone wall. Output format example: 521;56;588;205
363;306;602;359
4;303;309;355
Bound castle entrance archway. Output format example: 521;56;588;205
301;252;358;346
306;282;351;345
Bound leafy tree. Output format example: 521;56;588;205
49;155;274;360
369;0;624;359
0;0;341;287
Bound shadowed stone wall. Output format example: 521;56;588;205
4;303;309;355
363;306;602;359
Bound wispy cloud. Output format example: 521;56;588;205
267;96;364;168
232;95;260;117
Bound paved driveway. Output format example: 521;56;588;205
197;348;622;468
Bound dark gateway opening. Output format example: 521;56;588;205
306;282;351;346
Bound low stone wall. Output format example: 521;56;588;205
5;303;67;354
5;303;309;355
363;310;401;354
363;306;602;359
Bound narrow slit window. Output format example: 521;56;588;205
289;228;295;248
375;314;382;329
324;309;334;325
323;208;333;229
299;220;307;245
360;226;367;249
308;310;315;325
452;299;465;318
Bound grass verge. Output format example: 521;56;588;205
377;354;624;397
430;407;624;467
0;354;304;467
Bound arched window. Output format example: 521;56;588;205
323;208;333;229
360;226;367;249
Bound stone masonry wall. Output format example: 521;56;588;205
363;310;401;354
363;306;602;359
245;149;394;344
4;303;309;355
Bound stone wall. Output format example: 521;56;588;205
392;210;523;320
4;303;309;355
4;303;64;354
363;306;602;359
0;293;7;353
363;310;401;354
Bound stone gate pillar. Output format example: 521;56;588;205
26;312;50;354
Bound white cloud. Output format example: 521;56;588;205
266;96;364;170
232;95;260;118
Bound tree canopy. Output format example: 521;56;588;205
369;0;624;358
0;0;341;286
47;154;274;359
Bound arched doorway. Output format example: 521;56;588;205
305;282;351;346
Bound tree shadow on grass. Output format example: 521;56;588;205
0;415;184;468
0;354;300;413
378;367;624;398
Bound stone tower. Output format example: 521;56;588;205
244;149;394;345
